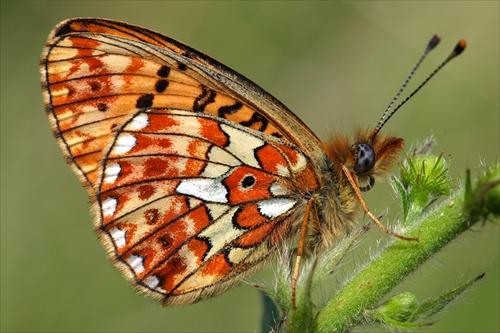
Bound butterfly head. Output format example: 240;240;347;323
353;130;404;191
325;130;403;192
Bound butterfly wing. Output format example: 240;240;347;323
97;108;317;304
41;18;322;305
40;18;326;190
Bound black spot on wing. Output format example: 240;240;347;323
157;65;170;78
97;102;108;112
155;79;169;93
136;94;154;108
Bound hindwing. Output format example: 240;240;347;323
95;109;317;304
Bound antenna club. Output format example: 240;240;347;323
428;34;442;51
447;39;467;61
455;39;467;55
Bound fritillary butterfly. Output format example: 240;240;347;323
40;18;465;306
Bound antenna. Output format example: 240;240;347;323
370;35;467;141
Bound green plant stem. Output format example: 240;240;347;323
315;189;477;333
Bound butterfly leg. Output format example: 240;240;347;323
291;197;315;309
341;164;419;242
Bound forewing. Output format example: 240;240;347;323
40;18;325;190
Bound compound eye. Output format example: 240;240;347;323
354;143;375;174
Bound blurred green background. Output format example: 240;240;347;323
1;1;498;332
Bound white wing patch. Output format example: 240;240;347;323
176;178;228;203
258;198;296;218
127;254;145;274
104;163;121;184
113;134;137;154
102;197;118;217
110;227;126;248
128;113;149;130
144;275;166;293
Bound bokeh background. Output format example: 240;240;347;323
1;1;498;332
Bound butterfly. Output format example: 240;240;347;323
40;18;465;306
